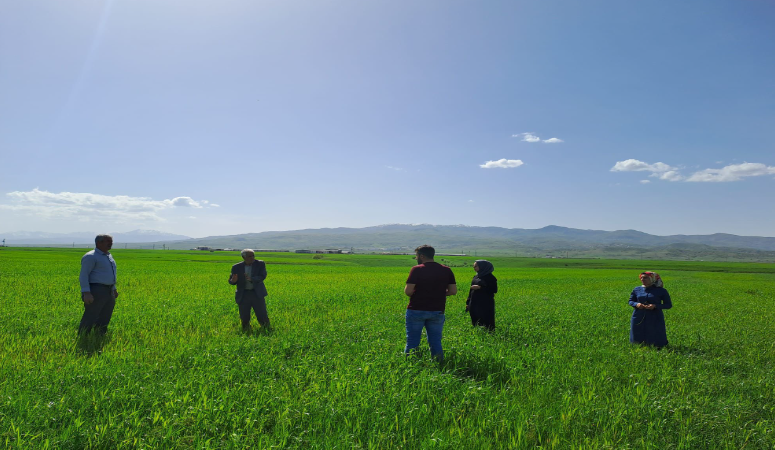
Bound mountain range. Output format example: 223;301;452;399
3;225;774;261
167;224;775;261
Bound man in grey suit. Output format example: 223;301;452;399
229;249;271;332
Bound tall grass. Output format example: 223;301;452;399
0;248;773;448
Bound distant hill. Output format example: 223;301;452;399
0;230;191;245
156;224;775;262
5;224;774;261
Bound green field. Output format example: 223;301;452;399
1;248;774;449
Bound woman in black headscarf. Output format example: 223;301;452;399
466;260;497;330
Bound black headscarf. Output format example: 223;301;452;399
475;260;494;277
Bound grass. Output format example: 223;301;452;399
0;247;773;448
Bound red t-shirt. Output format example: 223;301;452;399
406;262;456;312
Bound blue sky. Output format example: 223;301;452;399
1;0;774;238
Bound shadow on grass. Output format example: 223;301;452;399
238;325;274;338
485;324;545;348
661;343;709;358
281;342;316;360
441;351;512;386
75;332;110;356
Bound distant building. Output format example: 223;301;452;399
295;249;313;254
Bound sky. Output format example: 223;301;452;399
1;0;774;238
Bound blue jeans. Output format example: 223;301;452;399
405;309;446;359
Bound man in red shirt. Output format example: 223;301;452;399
404;245;457;361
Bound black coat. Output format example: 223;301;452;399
466;273;497;328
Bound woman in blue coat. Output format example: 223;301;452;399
629;272;672;347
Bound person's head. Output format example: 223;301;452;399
640;272;655;287
241;249;256;265
95;234;113;253
414;245;435;264
474;260;494;276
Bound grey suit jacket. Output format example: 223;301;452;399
229;261;268;303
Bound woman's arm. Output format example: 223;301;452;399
628;289;641;308
657;289;672;310
489;276;498;294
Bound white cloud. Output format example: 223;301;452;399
513;132;564;143
0;189;214;221
613;159;775;183
640;180;651;184
209;203;220;207
686;162;775;182
480;159;524;169
386;166;405;172
657;171;684;181
611;159;675;173
171;197;202;207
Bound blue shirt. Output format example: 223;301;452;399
79;248;117;292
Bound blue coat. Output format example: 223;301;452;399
629;286;672;347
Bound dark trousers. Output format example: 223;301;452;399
79;284;116;334
239;290;270;327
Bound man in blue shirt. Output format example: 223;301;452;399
78;234;118;334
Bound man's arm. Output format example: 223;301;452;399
253;261;267;282
446;269;457;296
404;284;416;297
79;254;96;304
229;266;239;285
111;256;119;298
79;254;95;292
